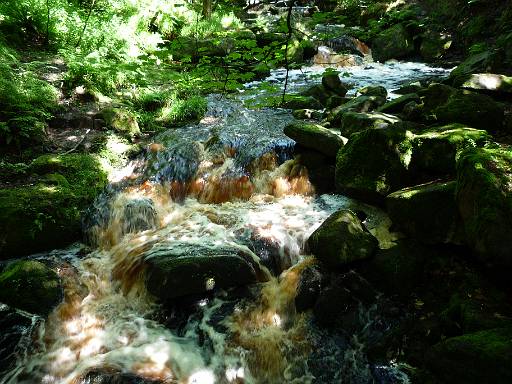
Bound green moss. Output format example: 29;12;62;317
284;122;344;158
372;24;415;62
0;260;61;316
426;327;512;384
0;154;108;258
101;107;141;139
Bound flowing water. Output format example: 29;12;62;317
1;62;450;384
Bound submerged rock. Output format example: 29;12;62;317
426;327;512;384
372;24;415;62
386;181;458;244
0;260;62;316
456;147;512;270
144;242;267;300
308;209;378;268
284;122;345;158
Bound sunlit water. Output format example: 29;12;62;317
2;61;449;384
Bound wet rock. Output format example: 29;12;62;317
328;95;387;125
428;91;505;133
0;304;42;378
326;35;371;57
361;240;431;297
295;263;324;312
308;209;378;268
99;107;140;140
284;122;344;158
281;95;323;110
0;260;62;316
395;81;424;95
292;109;324;120
377;93;420;114
357;85;388;99
325;95;349;109
461;73;512;94
420;31;452;62
301;84;330;106
313;280;353;327
335;125;414;204
372;24;415;62
386;181;458;244
410;124;490;175
83;369;161;384
420;83;458;112
295;148;336;193
322;72;349;97
122;198;157;235
313;46;364;67
340;112;400;136
456;147;512;270
426;327;512;384
449;51;501;87
144;242;267;300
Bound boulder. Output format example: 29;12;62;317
296;148;336;193
0;260;61;316
372;24;415;62
295;263;324;312
386;181;458;244
328;95;386;125
284;122;345;158
395;81;424;95
426;327;512;384
449;51;501;86
308;209;378;268
99;108;140;140
301;84;330;106
340;112;400;136
313;46;364;67
282;95;323;110
429;91;505;133
322;72;349;96
144;242;267;300
420;83;458;112
410;124;490;175
461;73;512;94
335;125;414;204
456;147;512;270
361;240;431;297
377;93;420;114
0;154;107;258
0;304;41;377
420;31;452;62
292;109;324;120
325;35;371;57
357;85;388;99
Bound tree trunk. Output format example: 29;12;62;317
202;0;212;19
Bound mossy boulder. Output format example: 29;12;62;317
100;107;140;140
377;93;420;114
292;109;324;120
420;31;452;62
449;51;500;87
430;91;505;132
420;83;458;112
322;72;349;97
386;181;458;244
361;240;431;297
461;73;512;94
308;210;378;268
357;85;387;99
410;124;491;175
284;122;345;158
0;260;61;316
335;126;415;204
281;95;323;110
340;111;400;136
301;84;330;106
328;95;386;125
456;147;512;270
426;327;512;384
144;242;267;300
372;24;415;62
0;154;107;258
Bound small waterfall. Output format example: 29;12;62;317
3;62;451;384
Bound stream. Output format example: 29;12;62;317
1;61;450;384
